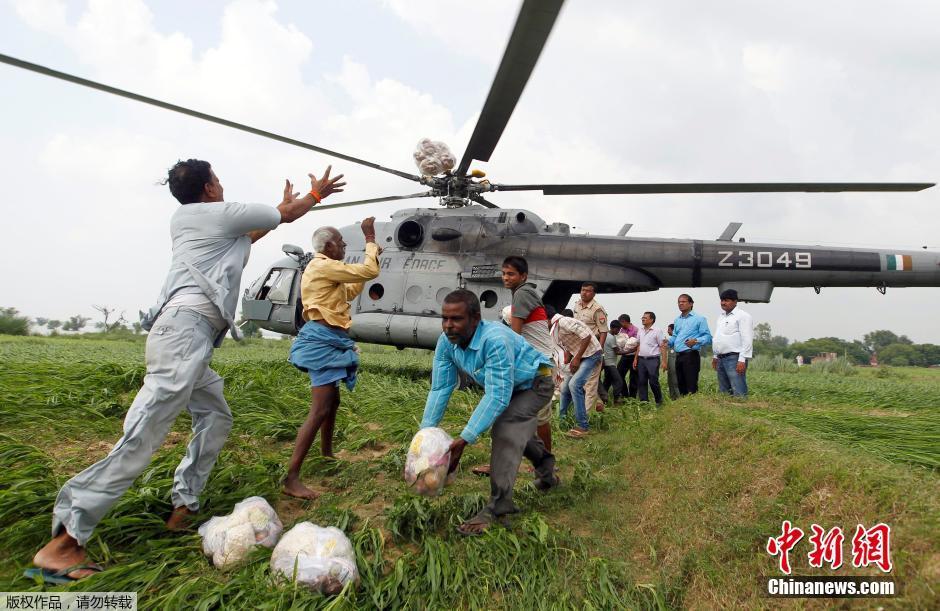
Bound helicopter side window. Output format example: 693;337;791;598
259;268;296;305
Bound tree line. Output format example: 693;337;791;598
1;306;937;366
754;323;940;367
0;306;142;336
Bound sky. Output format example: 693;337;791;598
1;0;939;343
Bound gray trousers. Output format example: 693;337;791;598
487;375;556;517
52;307;232;545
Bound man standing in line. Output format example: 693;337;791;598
711;289;754;398
284;218;382;499
551;310;603;438
664;323;680;400
668;294;712;396
617;314;639;399
31;160;345;581
472;256;555;476
420;290;558;535
633;312;665;406
573;282;607;410
601;320;625;402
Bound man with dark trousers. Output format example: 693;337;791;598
668;294;712;395
420;290;558;535
633;311;665;405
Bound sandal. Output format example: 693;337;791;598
534;474;561;492
565;428;589;439
456;510;509;536
23;564;104;584
471;464;491;477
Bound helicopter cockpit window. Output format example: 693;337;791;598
259;268;296;305
479;290;498;309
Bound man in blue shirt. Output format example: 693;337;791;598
421;289;558;535
668;293;712;395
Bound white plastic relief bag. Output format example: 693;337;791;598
404;427;453;496
413;138;456;176
270;522;359;595
198;496;283;569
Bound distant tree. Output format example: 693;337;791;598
132;322;143;335
879;343;920;367
863;330;912;354
34;317;49;328
237;314;262;339
46;319;62;333
753;322;789;357
62;315;91;333
754;322;772;343
788;337;869;365
92;305;127;333
0;307;31;336
913;343;940;367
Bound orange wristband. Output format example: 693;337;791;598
309;190;322;203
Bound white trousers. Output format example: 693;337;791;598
51;307;232;545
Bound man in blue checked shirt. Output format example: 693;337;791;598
421;289;559;535
668;293;712;395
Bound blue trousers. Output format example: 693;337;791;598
716;353;748;397
559;352;602;430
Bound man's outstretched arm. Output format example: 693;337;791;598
248;166;346;243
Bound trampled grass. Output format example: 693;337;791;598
0;335;938;609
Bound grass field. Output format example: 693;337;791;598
0;335;938;609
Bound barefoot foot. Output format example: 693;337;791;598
282;478;320;500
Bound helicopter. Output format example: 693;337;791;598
1;1;935;349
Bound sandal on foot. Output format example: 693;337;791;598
471;464;491;477
457;510;507;536
565;428;589;439
24;564;103;584
534;474;561;492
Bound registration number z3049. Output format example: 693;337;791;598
716;251;812;268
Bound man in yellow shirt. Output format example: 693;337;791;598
284;217;381;499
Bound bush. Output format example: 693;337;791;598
0;307;30;336
749;354;798;373
808;357;857;376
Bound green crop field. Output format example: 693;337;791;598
0;335;938;609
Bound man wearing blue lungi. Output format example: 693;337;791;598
284;218;381;499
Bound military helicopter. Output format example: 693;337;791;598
2;1;936;350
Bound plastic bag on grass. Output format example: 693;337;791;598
404;427;453;496
198;496;283;569
270;522;359;594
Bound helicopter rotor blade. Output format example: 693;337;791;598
455;0;565;176
469;194;500;209
0;53;422;183
494;182;935;195
310;192;435;212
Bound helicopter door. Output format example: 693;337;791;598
243;266;301;335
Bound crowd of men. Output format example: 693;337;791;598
28;160;755;580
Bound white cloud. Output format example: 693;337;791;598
1;0;938;343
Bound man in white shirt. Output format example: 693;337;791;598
711;289;754;397
632;311;665;405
